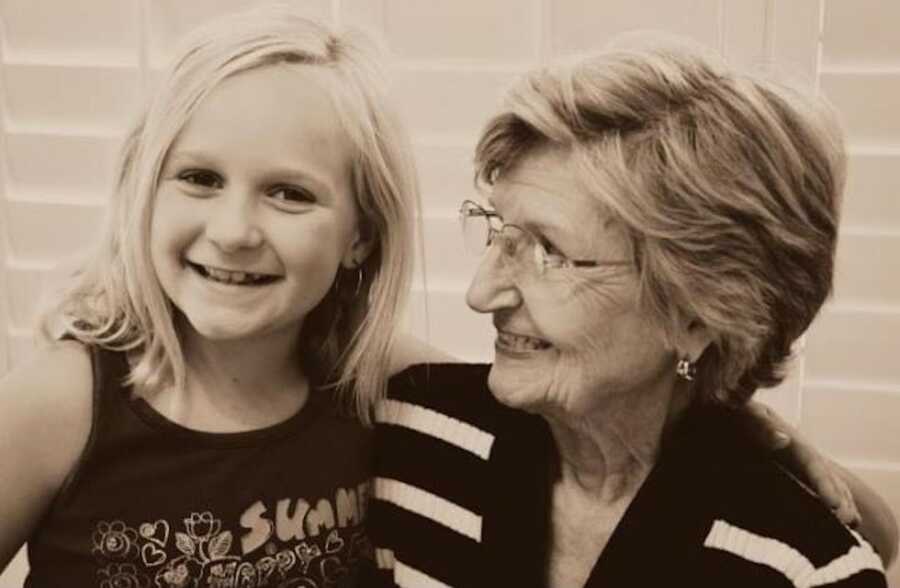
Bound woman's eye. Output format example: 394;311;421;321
540;237;563;257
177;169;222;189
269;186;316;206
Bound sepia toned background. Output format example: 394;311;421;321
1;0;898;584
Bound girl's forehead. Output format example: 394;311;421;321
165;64;354;190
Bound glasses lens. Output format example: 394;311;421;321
497;225;533;272
460;203;491;256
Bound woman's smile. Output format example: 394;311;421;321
495;330;553;355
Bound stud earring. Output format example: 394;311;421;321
676;357;697;382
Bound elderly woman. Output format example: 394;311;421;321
369;40;891;587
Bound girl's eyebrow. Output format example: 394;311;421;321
163;150;219;171
260;167;333;196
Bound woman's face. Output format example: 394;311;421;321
151;64;366;346
466;148;679;419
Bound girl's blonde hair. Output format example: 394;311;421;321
42;5;418;421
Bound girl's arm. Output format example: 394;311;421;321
0;341;93;571
742;401;898;566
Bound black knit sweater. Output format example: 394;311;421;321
366;363;886;588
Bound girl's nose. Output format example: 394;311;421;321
205;191;263;252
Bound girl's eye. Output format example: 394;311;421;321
268;186;316;206
177;169;223;189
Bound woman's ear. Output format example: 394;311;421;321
681;319;713;362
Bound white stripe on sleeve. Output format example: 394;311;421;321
374;477;483;542
376;398;495;460
704;519;884;587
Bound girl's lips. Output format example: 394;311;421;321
186;261;281;286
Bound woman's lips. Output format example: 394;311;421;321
496;330;552;352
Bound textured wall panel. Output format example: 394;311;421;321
770;0;819;80
2;64;140;134
5;201;103;262
549;0;720;56
4;132;119;203
339;0;384;33
389;67;522;137
842;153;900;231
805;308;900;386
4;265;47;330
802;385;900;462
146;0;332;66
407;286;493;362
0;0;138;63
420;214;482;284
833;233;900;306
822;0;900;67
382;0;536;62
821;72;900;147
415;140;478;213
6;329;36;367
720;0;766;67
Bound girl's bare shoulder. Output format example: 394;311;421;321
0;340;94;566
0;339;94;487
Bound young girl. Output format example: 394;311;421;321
0;5;892;588
0;7;417;587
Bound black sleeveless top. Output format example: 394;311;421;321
25;345;374;588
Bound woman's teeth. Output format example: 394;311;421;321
191;263;276;286
497;331;551;351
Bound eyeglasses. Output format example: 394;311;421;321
459;199;632;279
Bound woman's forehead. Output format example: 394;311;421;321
490;149;614;228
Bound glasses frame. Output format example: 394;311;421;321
459;199;632;277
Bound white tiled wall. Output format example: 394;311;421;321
1;1;898;585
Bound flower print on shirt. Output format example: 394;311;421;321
94;521;141;560
89;483;373;588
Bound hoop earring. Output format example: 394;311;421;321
354;267;364;297
676;357;697;382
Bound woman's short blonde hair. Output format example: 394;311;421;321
42;5;418;420
475;37;846;405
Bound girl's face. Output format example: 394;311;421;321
151;64;366;346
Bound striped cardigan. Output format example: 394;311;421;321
367;363;886;588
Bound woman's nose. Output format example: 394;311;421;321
465;243;521;313
205;191;263;252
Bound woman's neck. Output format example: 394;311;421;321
542;380;695;587
546;382;689;499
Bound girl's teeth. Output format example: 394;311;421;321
201;265;264;285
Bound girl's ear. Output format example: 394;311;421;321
341;225;376;269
